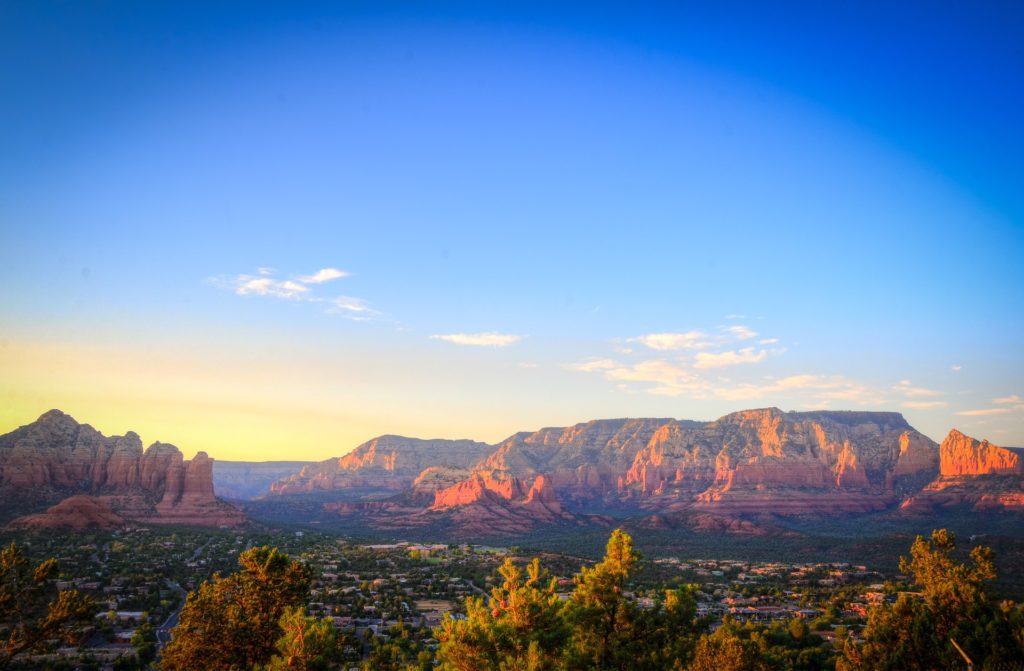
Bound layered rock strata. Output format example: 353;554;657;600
901;429;1024;512
0;410;244;528
268;408;999;535
269;435;493;496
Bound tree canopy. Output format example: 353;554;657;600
839;529;1024;671
437;529;702;671
160;545;312;671
0;542;96;669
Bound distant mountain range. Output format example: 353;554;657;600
2;408;1021;536
258;408;1024;536
213;461;314;500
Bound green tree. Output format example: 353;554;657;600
260;607;338;671
437;556;567;671
0;542;96;669
160;546;311;671
688;620;765;671
839;529;1024;671
131;620;157;667
563;528;641;671
625;587;701;670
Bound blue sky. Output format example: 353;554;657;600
1;2;1022;459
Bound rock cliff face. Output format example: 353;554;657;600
0;410;245;528
938;429;1023;477
285;408;1014;536
901;429;1024;513
464;410;936;516
268;435;493;497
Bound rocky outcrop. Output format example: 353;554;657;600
268;435;493;497
289;409;968;535
0;410;245;528
901;429;1024;514
938;429;1022;477
155;451;246;526
7;495;125;531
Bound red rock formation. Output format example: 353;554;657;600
269;435;492;495
0;410;244;528
155;451;245;526
6;495;125;530
939;429;1022;477
893;431;939;477
303;409;954;532
900;430;1024;514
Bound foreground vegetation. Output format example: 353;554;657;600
159;529;1024;670
4;528;1024;669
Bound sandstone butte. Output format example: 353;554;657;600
900;428;1024;513
0;410;245;530
266;408;1024;535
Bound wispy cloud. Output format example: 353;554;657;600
563;323;886;406
431;332;522;347
694;347;767;369
903;401;948;409
326;296;373;314
632;331;711;351
951;365;962;372
723;325;758;341
712;374;871;403
234;276;310;299
210;267;376;319
994;394;1023;405
566;358;618;373
299;268;349;284
892;380;943;398
631;324;765;352
568;323;788;398
956;408;1010;417
565;351;871;404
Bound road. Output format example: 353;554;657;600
156;579;187;647
156;538;213;648
465;579;488;597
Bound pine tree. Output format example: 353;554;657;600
0;542;96;669
436;556;567;671
838;529;1024;670
259;607;339;671
563;528;640;671
160;546;311;671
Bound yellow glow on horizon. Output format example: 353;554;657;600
0;339;510;461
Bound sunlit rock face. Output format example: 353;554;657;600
0;410;244;528
640;409;939;514
477;409;935;494
466;409;936;515
303;409;975;534
268;435;493;495
938;429;1022;477
900;429;1024;513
